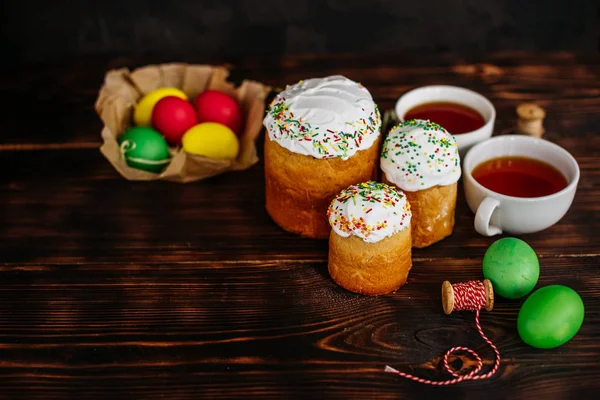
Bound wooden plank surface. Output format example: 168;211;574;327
1;148;599;264
0;258;598;398
1;52;600;399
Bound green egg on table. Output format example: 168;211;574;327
518;285;584;349
482;237;539;299
119;126;171;173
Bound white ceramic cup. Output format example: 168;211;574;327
395;85;496;156
463;135;580;236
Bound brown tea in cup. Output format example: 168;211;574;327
472;156;568;198
404;101;485;134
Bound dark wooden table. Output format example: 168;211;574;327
1;52;599;399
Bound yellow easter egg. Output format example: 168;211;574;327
182;123;239;160
133;87;188;126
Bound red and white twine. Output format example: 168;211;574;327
385;281;501;385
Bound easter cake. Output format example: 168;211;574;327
381;119;461;248
263;75;382;239
327;181;412;295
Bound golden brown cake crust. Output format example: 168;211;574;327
328;228;412;296
265;135;381;239
383;175;457;248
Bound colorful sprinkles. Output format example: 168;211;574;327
264;77;382;159
327;181;411;243
380;119;461;190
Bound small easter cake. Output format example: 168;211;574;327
327;181;412;296
263;75;382;239
380;120;461;248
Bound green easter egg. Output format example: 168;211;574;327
119;126;171;173
482;237;539;299
518;285;584;349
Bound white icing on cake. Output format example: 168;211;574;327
263;75;381;160
380;120;461;191
327;181;411;243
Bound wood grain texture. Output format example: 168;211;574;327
1;148;599;264
1;52;600;398
0;258;599;399
2;52;600;148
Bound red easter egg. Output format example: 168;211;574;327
151;96;198;146
194;90;243;135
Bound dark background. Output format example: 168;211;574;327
3;0;600;64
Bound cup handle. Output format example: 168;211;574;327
474;197;502;236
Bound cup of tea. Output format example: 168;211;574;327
395;85;496;156
463;135;579;236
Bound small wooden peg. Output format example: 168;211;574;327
516;103;546;138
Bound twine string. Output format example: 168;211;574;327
120;140;171;166
384;281;500;386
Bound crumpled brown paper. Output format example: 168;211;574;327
95;63;272;182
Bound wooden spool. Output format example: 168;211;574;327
516;103;546;138
442;279;494;315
